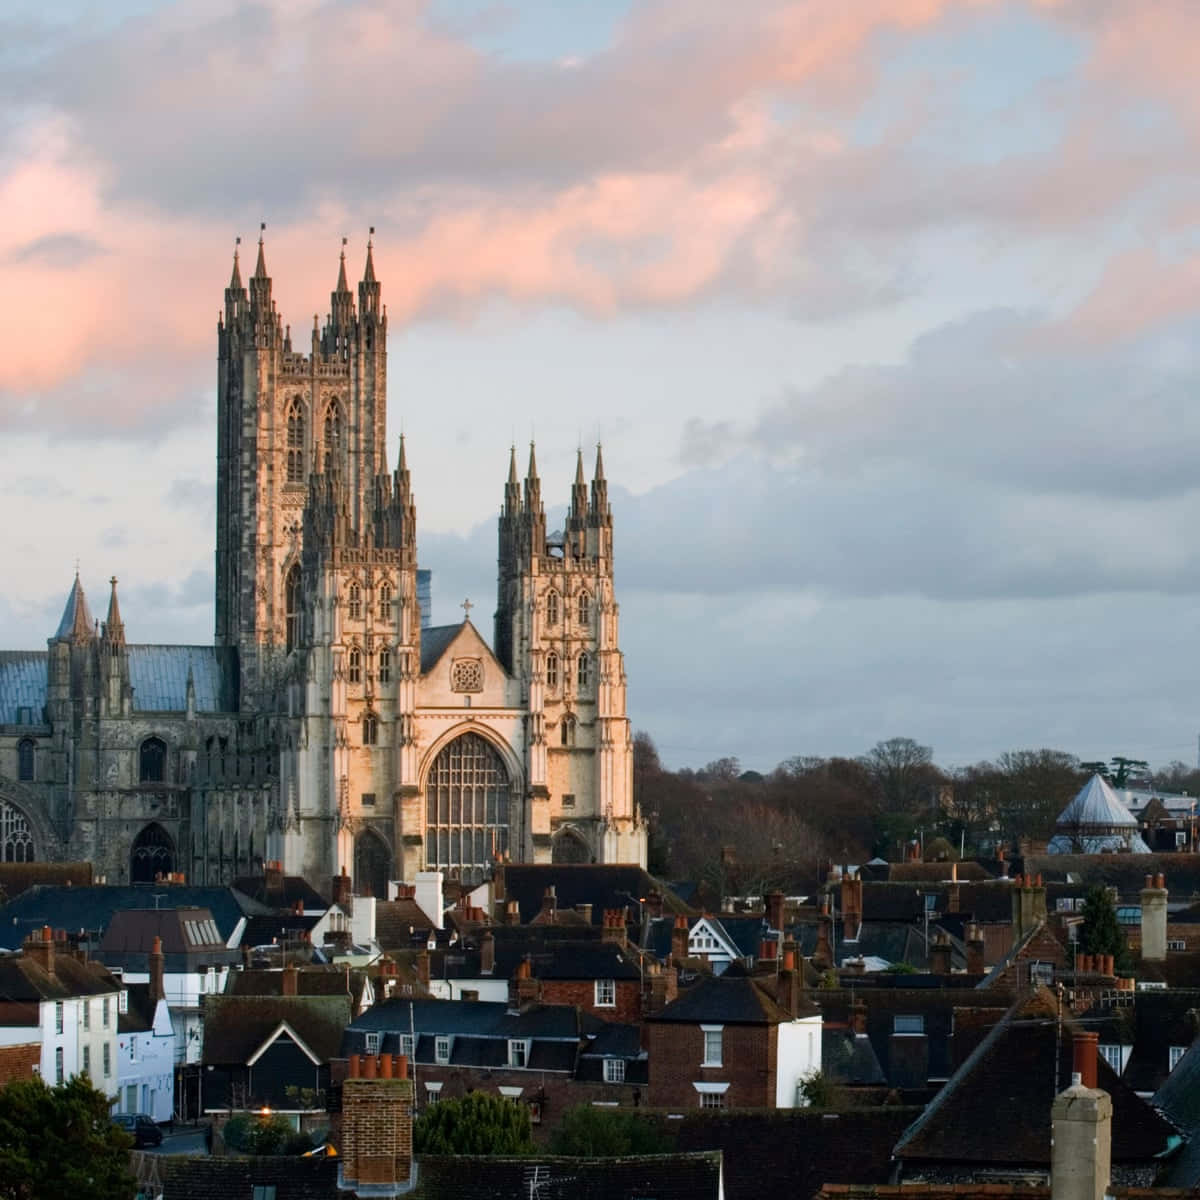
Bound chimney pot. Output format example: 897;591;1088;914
397;1054;408;1080
362;1054;377;1079
380;1053;393;1079
349;1053;361;1079
1072;1031;1099;1089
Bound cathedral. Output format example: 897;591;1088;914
0;235;646;896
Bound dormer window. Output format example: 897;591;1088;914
507;1039;529;1068
435;1036;452;1064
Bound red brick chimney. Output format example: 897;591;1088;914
282;962;299;996
331;866;353;910
601;909;627;948
1073;1031;1099;1089
416;951;430;990
504;898;521;926
775;950;800;1017
508;955;540;1012
947;861;960;914
480;931;495;975
671;915;689;963
23;926;55;977
841;872;863;942
965;922;985;975
930;929;952;976
851;998;868;1036
765;891;785;933
813;900;833;970
341;1051;414;1192
148;935;165;1005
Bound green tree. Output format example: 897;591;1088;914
222;1112;312;1156
413;1093;533;1156
796;1069;836;1109
1081;885;1131;972
548;1106;669;1157
0;1075;136;1200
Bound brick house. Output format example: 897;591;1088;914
646;963;821;1110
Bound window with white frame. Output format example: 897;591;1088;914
499;1086;524;1099
595;978;616;1007
425;1082;443;1104
1169;939;1187;952
55;1047;63;1085
102;998;111;1028
82;1046;90;1078
364;1032;380;1054
508;1039;529;1068
435;1036;452;1064
1099;1044;1122;1073
1171;1046;1187;1071
103;1043;111;1077
701;1026;723;1067
893;1015;924;1035
1029;961;1054;987
55;1002;63;1035
604;1058;626;1083
399;1034;415;1057
700;1091;725;1109
118;990;128;1014
82;1001;90;1032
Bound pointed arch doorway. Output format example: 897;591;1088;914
131;823;175;883
354;829;391;900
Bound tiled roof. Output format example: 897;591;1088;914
201;994;350;1065
894;994;1176;1165
1154;1037;1200;1185
0;863;92;901
416;1153;723;1200
886;863;994;882
101;907;227;954
374;898;440;948
347;996;583;1041
0;951;122;1002
1023;854;1200;899
1122;989;1200;1094
0;652;48;725
118;982;160;1034
228;966;366;1009
127;645;233;712
0;885;264;950
161;1157;337;1200
648;967;798;1025
232;874;328;910
500;864;689;926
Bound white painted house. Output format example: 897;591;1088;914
115;941;175;1122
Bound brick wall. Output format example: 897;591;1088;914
341;1077;413;1189
538;978;641;1022
0;1043;39;1085
647;1022;776;1109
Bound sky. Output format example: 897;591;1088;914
4;0;1200;774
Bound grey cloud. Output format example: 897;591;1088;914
8;233;105;268
165;478;213;511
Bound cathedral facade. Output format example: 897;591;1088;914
0;236;645;895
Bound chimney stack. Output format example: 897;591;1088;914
947;861;960;914
965;922;985;975
415;871;444;931
508;955;540;1012
1141;874;1168;963
331;866;353;911
504;898;521;926
840;872;863;942
1052;1038;1111;1200
930;929;952;976
480;931;495;975
765;891;785;933
148;935;165;1005
851;998;868;1036
23;926;55;977
539;886;557;923
340;1052;415;1193
282;961;299;996
601;909;627;948
671;915;689;963
574;903;593;925
813;900;833;970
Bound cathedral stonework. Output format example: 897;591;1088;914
0;236;646;894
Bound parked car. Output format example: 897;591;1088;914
113;1113;164;1148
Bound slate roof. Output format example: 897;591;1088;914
101;907;227;954
118;981;162;1035
240;912;324;947
648;966;806;1025
419;624;461;675
55;575;94;640
501;864;688;926
822;1029;887;1085
1154;1037;1200;1185
580;1021;643;1059
655;1108;923;1200
0;863;92;901
1121;989;1200;1094
227;966;367;1010
127;645;233;712
201;994;351;1065
346;996;584;1042
894;994;1176;1165
0;651;48;725
416;1152;723;1200
1024;854;1200;899
0;885;264;950
161;1157;338;1200
886;863;995;883
0;951;122;1003
232;874;328;910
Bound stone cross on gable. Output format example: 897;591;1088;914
461;598;473;619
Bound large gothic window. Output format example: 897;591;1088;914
324;400;343;472
17;739;35;782
577;653;590;689
378;648;391;684
425;734;510;884
286;397;305;483
0;799;34;863
139;737;166;784
130;823;174;883
362;711;379;746
285;564;302;653
354;829;391;901
545;652;559;691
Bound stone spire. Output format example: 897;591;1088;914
336;242;349;293
55;572;95;643
103;577;124;644
503;445;521;518
364;230;377;284
359;228;381;320
570;448;587;521
254;226;268;278
229;243;243;291
590;443;609;514
330;237;355;333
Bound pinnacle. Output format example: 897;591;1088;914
507;445;519;486
105;575;123;635
336;241;349;293
594;442;606;482
527;441;539;482
55;572;94;642
254;226;268;279
229;242;243;291
575;448;586;487
398;433;408;472
364;230;377;284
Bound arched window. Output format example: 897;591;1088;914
130;823;174;883
354;829;391;901
378;582;392;621
286;397;305;483
425;733;510;884
552;828;590;864
362;711;379;746
578;591;591;626
348;584;361;620
140;737;166;784
577;654;590;689
545;652;559;690
561;714;576;747
285;563;302;653
378;648;391;684
324;400;343;472
17;739;35;782
348;647;362;684
546;590;560;626
0;798;34;863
